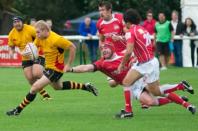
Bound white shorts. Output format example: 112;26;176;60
132;57;160;84
129;77;146;100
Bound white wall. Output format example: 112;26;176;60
181;0;198;67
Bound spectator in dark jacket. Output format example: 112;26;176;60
183;17;198;67
171;10;184;67
79;17;98;63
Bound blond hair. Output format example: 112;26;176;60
35;20;50;31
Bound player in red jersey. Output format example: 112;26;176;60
97;1;127;87
117;8;196;118
67;41;195;118
97;1;126;53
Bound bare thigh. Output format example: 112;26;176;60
147;80;162;96
23;66;35;85
122;69;143;87
32;64;43;79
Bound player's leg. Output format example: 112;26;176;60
44;68;98;96
60;80;98;96
6;75;51;116
115;64;143;119
33;57;51;100
145;58;196;114
22;60;35;85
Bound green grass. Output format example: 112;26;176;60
0;67;198;131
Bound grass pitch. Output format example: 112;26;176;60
0;67;198;131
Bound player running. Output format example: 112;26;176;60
6;20;98;116
117;8;196;118
8;16;51;100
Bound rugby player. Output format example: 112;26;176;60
6;20;98;116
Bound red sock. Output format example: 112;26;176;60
167;93;190;108
163;83;184;94
124;90;132;112
157;97;172;106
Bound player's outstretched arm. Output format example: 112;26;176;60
67;64;95;73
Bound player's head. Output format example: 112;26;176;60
98;1;112;21
100;41;115;59
35;20;50;39
124;8;141;29
12;16;24;31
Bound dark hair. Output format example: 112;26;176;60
98;1;112;10
146;9;153;15
124;8;141;25
12;16;23;22
184;17;196;30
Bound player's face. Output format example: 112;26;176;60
99;6;112;21
101;46;113;59
13;20;23;31
35;28;48;39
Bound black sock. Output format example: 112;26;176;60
17;92;36;113
62;81;86;90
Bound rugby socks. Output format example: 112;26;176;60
124;88;132;113
39;89;51;98
159;84;184;94
16;92;37;113
166;93;190;108
157;97;172;106
62;81;86;90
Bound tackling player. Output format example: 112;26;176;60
118;8;196;118
97;1;126;87
6;20;98;116
8;16;51;100
67;42;195;118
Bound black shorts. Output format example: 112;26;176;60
156;42;170;56
43;68;63;82
34;56;45;67
22;60;34;69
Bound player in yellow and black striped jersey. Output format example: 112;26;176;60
6;20;98;116
8;16;51;100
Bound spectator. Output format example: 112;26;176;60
46;19;53;30
171;10;184;67
142;9;156;35
79;17;98;63
183;17;198;67
30;18;37;27
154;12;174;70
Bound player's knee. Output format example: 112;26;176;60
33;71;42;79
